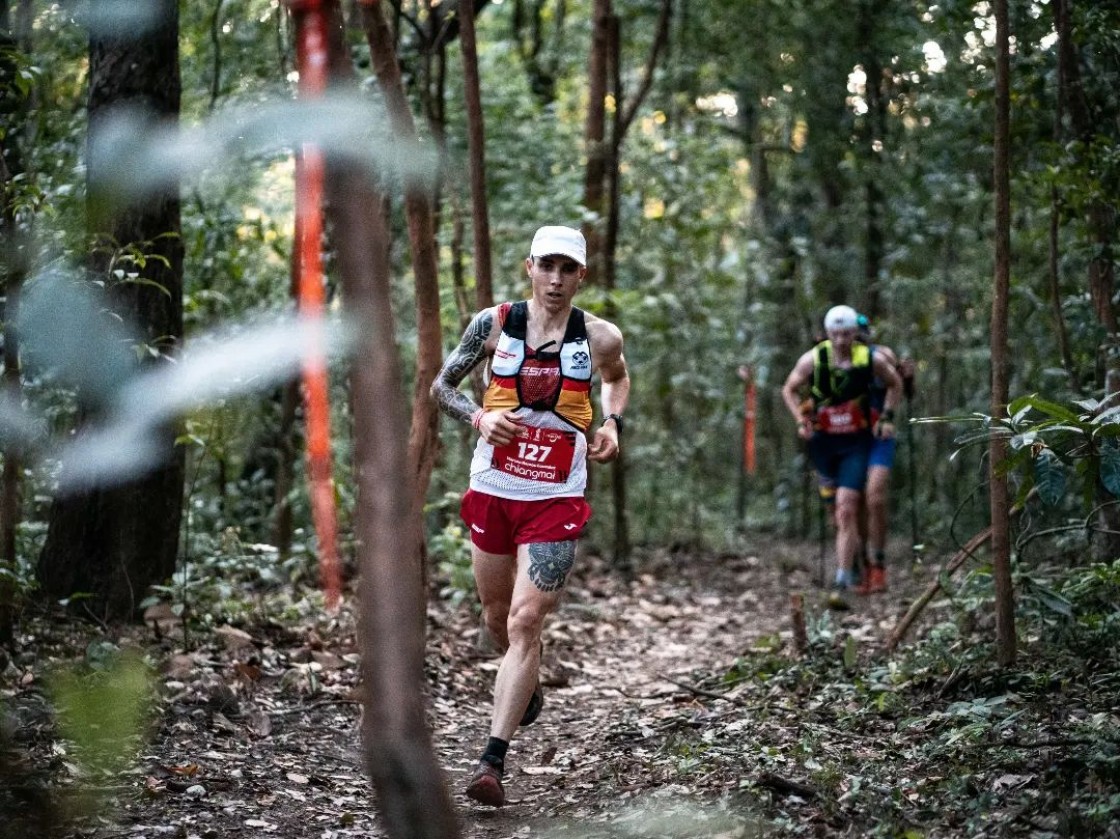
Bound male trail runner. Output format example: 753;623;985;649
430;225;630;806
781;305;901;608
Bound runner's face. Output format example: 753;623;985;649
828;327;858;353
527;255;586;312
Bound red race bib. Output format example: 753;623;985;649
491;426;577;483
816;403;868;433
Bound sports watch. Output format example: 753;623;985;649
603;413;624;435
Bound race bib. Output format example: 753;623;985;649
816;403;867;433
491;426;577;483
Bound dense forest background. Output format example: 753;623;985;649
0;0;1117;630
4;1;1120;836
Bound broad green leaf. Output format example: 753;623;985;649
1007;394;1036;417
1100;442;1120;497
1017;395;1081;423
1092;405;1120;425
1034;449;1067;506
1030;581;1073;617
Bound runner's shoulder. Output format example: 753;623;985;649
584;314;623;358
467;304;503;348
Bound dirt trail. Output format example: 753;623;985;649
438;540;914;837
8;537;926;838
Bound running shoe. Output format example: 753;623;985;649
855;565;887;595
520;681;544;726
465;760;504;806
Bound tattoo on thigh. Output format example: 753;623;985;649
527;541;576;592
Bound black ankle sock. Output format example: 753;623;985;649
481;737;509;771
873;550;886;567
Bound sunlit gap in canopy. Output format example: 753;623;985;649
695;92;738;119
923;41;947;73
847;66;868;116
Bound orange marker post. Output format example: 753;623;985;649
290;0;341;610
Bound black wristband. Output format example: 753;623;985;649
603;413;624;435
880;409;895;423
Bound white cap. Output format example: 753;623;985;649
823;305;859;331
530;225;587;266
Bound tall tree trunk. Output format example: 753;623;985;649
1048;190;1077;391
1054;0;1120;552
38;1;185;621
325;120;460;839
990;0;1015;667
858;0;887;318
271;206;304;559
598;0;669;566
582;0;610;279
603;14;629;567
1047;0;1077;390
304;3;457;833
1054;0;1118;337
458;0;494;310
358;0;444;568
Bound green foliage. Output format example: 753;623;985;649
6;0;1120;614
938;393;1120;520
49;649;154;806
149;526;321;629
694;560;1120;834
427;493;476;607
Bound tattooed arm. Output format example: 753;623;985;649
430;309;495;424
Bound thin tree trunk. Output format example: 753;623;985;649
309;3;458;833
325;135;460;839
458;0;494;310
1053;0;1118;336
599;0;669;566
1048;190;1077;392
1048;0;1077;391
358;0;444;567
272;379;300;558
582;0;610;279
859;0;887;317
990;0;1015;667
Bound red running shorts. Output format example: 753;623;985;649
459;489;592;556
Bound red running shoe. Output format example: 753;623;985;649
855;565;887;595
465;761;504;806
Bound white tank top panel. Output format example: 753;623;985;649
468;408;589;499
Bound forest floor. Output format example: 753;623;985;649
3;534;1120;838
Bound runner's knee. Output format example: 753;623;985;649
834;494;861;528
506;600;548;650
481;603;510;646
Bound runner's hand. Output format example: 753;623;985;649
588;424;619;463
874;419;896;440
478;411;523;447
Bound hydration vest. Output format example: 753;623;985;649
483;301;594;431
811;340;873;433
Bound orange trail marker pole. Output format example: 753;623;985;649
737;366;756;522
290;0;341;610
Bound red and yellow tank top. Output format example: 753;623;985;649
470;302;594;499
